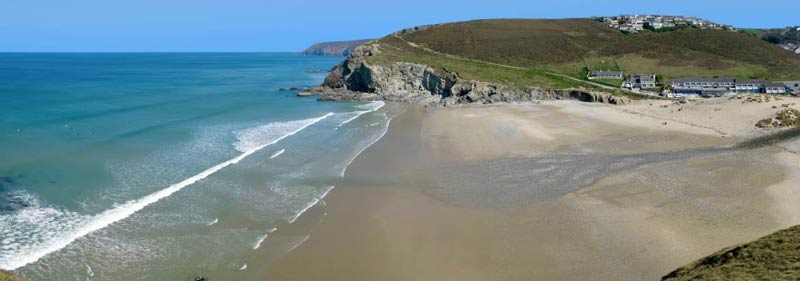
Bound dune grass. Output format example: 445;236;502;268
663;225;800;280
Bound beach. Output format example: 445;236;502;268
259;97;800;280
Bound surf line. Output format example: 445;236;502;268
269;149;285;159
286;112;393;227
2;113;334;271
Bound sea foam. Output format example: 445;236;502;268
336;101;385;128
269;149;285;159
0;113;333;271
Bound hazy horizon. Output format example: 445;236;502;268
1;0;798;52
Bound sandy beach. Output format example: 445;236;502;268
259;97;800;280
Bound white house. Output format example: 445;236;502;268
765;83;787;94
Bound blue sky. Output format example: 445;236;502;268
1;0;797;52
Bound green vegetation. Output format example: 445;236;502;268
369;19;800;90
370;35;603;91
663;225;800;280
0;270;25;281
591;78;624;88
775;108;800;127
752;27;800;44
584;57;620;71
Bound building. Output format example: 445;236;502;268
670;77;735;96
670;78;791;96
625;74;657;89
783;81;800;96
588;70;624;80
639;75;657;88
765;83;787;94
734;79;764;93
600;14;734;33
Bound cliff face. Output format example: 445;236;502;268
319;44;629;105
301;39;372;56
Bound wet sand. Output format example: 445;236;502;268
259;100;800;280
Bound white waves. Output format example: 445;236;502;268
0;113;333;271
252;233;268;250
269;149;285;159
336;101;385;128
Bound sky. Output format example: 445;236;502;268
1;0;798;52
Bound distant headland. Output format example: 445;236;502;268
300;39;372;56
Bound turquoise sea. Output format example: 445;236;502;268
0;53;394;279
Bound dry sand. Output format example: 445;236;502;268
259;97;800;280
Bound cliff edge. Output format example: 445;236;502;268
318;41;629;105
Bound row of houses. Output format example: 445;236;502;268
588;69;798;96
669;77;789;96
595;15;734;33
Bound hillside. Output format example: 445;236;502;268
744;27;800;53
320;18;800;103
389;19;800;80
301;39;371;56
663;225;800;280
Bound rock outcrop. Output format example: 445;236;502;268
318;44;630;106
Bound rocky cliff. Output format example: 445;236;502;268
317;43;630;106
301;39;372;56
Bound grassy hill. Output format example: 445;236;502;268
365;19;800;90
663;225;800;280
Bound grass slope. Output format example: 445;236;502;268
663;225;800;280
368;18;800;90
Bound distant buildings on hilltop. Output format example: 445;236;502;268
594;15;735;33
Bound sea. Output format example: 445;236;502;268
0;53;396;280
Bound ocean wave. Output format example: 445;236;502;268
0;113;334;271
252;233;268;250
284;109;392;224
336;101;385;128
269;149;285;159
234;113;334;153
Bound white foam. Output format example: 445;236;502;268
269;149;285;159
266;227;277;233
336;101;385;128
0;113;334;271
287;197;322;224
339;117;392;177
286;112;393;225
206;218;219;226
234;113;333;153
252;233;268;250
286;235;310;254
239;264;247;270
